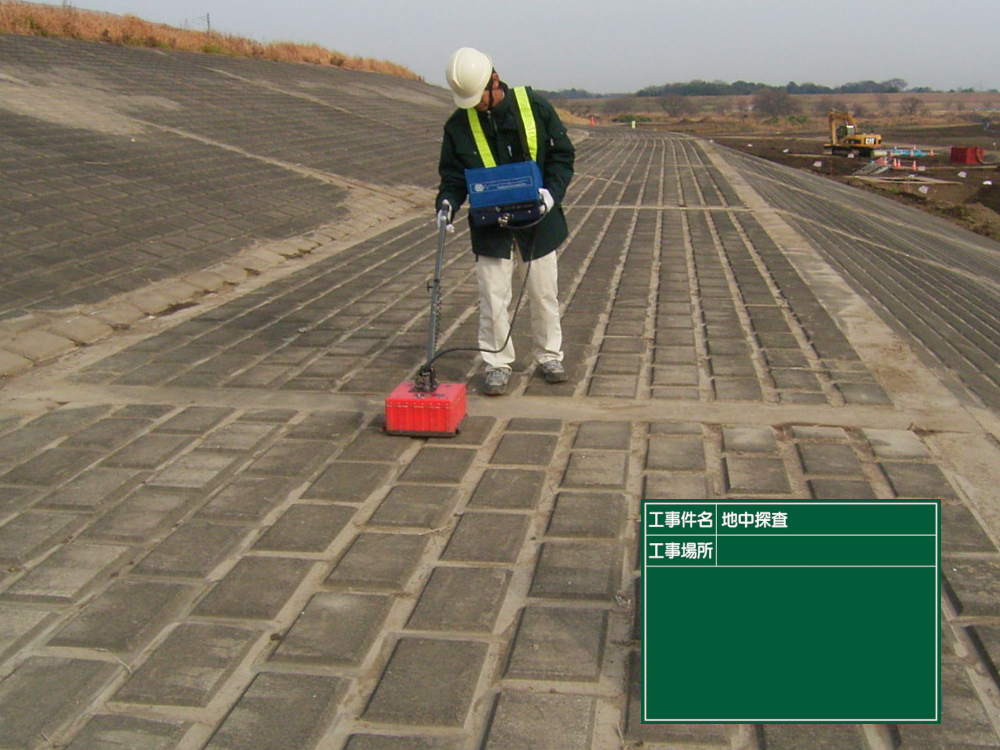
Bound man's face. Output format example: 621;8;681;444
475;74;501;111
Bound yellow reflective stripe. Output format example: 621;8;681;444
513;87;538;162
466;108;496;168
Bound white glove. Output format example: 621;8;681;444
437;200;455;233
539;188;555;214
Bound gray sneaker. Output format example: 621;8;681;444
539;359;567;383
483;367;511;395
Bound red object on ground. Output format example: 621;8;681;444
385;381;466;437
950;146;986;164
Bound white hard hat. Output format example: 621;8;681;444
445;47;493;109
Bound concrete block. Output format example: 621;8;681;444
881;461;958;499
0;510;87;565
797;442;863;476
304;461;394;503
407;567;510;633
49;579;195;655
0;657;119;749
562;451;628;489
368;485;459;528
644;472;709;499
482;691;596;750
253;503;355;553
132;521;247;578
3;542;130;604
398;447;476;484
574;421;631;450
2;447;103;486
943;559;1000;617
5;329;76;361
895;662;1000;747
547;492;624;538
272;592;392;666
196;476;295;523
47;315;114;345
326;532;426;590
506;606;607;681
363;638;488;726
442;513;530;564
723;456;791;494
722;425;777;453
101;433;193;469
646;435;706;471
63;715;188;750
345;736;461;750
0;348;33;377
204;672;347;750
38;467;139;512
114;623;258;707
529;541;618;600
489;433;558;466
193;556;313;620
469;469;545;510
145;450;239;489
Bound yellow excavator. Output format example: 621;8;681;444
825;110;882;157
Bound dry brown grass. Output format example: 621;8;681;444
0;1;422;80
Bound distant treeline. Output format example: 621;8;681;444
540;78;961;99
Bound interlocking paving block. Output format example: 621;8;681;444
345;735;462;750
723;456;791;494
49;579;195;655
469;469;546;510
574;421;631;450
200;422;276;452
439;415;496;447
624;652;728;745
506;418;562;433
146;450;240;489
82;488;195;542
441;513;530;564
114;622;259;708
588;374;638;398
941;503;997;553
761;724;865;749
967;624;1000;690
791;425;847;441
481;691;597;750
253;503;355;553
0;509;87;565
398;447;477;484
368;484;459;528
530;541;618;600
712;377;763;401
101;433;194;469
562;451;628;489
505;606;607;681
286;410;364;440
1;447;102;486
63;714;188;750
797;442;864;476
722;425;777;453
154;406;234;434
881;461;958;499
0;657;120;749
489;433;558;466
338;427;414;462
862;429;930;460
363;638;488;727
547;492;624;538
58;417;151;451
36;467;139;511
895;662;1000;748
808;478;876;500
646;435;706;471
304;461;395;502
326;532;427;590
272;592;392;666
193;556;313;620
2;541;130;604
196;476;295;523
407;567;510;633
836;382;892;405
132;521;247;578
203;671;347;750
0;605;53;661
943;559;1000;616
243;439;334;477
644;473;710;499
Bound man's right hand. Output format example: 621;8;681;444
437;200;454;232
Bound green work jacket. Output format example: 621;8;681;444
436;83;575;260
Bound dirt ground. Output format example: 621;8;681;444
711;123;1000;242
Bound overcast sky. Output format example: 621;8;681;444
55;0;1000;93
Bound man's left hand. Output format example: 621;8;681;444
539;188;555;214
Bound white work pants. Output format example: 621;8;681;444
475;250;563;372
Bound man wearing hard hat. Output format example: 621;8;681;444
436;47;575;396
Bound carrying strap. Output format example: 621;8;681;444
466;86;538;169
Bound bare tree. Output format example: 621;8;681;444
899;97;923;116
752;88;798;117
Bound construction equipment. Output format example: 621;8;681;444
384;201;467;437
825;109;882;157
466;160;544;228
